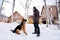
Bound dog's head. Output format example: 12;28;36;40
23;19;27;22
20;19;27;26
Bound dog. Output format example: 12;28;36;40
11;19;27;35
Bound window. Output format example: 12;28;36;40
13;19;16;22
49;8;52;11
13;14;20;18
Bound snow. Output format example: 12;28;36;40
0;22;60;40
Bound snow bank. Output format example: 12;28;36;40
0;22;60;40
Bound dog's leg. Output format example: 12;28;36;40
16;29;20;35
23;31;28;35
10;29;14;33
22;25;28;35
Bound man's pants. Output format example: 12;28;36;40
34;23;40;34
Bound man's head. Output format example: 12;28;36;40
33;6;36;10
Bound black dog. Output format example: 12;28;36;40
11;19;27;34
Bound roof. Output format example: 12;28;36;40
41;5;57;14
8;11;23;18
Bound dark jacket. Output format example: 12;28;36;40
33;9;39;24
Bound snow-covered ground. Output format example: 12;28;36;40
0;22;60;40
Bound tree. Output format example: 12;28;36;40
12;0;15;22
0;0;4;20
43;0;49;27
20;0;32;21
56;0;60;29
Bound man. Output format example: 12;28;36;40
32;7;40;37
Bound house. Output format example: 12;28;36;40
28;5;58;24
41;5;58;20
7;11;23;23
28;15;33;24
28;15;42;24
